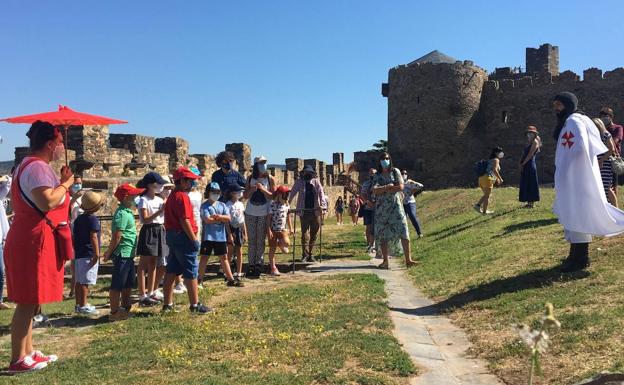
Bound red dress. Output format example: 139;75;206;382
4;158;69;304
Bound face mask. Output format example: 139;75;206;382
380;159;390;169
258;163;267;173
190;180;198;189
602;116;612;127
155;184;164;194
71;183;82;193
133;196;141;206
401;174;407;180
222;163;231;171
233;191;243;200
497;152;505;159
52;144;65;161
303;174;313;181
209;193;221;202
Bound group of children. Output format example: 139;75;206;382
70;166;294;320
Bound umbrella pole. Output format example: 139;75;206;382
63;125;68;166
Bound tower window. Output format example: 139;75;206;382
417;96;420;104
501;111;508;123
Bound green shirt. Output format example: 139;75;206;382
111;206;137;258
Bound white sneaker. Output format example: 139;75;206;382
151;289;164;301
197;283;204;290
173;283;187;294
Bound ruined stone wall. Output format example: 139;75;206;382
478;67;624;186
385;61;488;188
225;143;252;174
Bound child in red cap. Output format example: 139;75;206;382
104;183;145;321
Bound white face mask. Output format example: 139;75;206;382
401;174;408;180
497;152;505;159
154;183;164;194
52;144;65;161
233;191;243;200
209;193;221;202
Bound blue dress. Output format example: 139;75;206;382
519;144;540;202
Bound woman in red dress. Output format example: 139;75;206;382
4;121;74;373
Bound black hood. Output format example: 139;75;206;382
553;92;579;140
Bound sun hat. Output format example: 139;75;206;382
80;191;104;212
114;183;145;202
254;156;267;164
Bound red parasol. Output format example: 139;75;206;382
0;105;128;165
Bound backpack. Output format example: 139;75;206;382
474;159;489;176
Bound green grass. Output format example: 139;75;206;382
0;274;415;385
403;187;624;385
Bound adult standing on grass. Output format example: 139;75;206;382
593;117;618;207
372;152;416;269
334;196;344;225
360;168;377;254
551;92;624;272
289;165;325;262
0;175;12;311
599;107;623;193
211;151;246;201
4;121;73;373
474;147;504;215
401;170;424;238
518;126;542;208
244;156;275;277
162;167;211;313
348;195;360;225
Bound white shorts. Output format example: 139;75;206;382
75;258;99;285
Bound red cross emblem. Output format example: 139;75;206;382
561;131;575;149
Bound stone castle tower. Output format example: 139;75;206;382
383;44;624;188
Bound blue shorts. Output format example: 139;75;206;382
363;209;375;226
166;230;200;280
111;256;135;291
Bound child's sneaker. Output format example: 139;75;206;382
161;304;178;313
150;290;164;301
189;303;213;314
197;283;204;290
30;350;58;364
226;279;244;287
173;283;187;294
7;355;47;373
76;306;100;316
139;296;159;307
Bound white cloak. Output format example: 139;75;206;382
553;113;624;236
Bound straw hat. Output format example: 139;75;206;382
81;191;104;212
526;126;539;134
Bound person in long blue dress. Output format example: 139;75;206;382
518;126;541;208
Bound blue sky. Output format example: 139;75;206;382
1;1;623;164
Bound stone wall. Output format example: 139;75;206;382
225;143;252;173
383;44;624;188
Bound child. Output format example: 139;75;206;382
72;191;103;316
104;183;145;321
136;172;168;307
225;184;246;278
198;183;242;287
267;185;293;276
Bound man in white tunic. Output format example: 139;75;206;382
552;92;624;272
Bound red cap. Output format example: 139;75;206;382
276;185;291;195
114;183;145;201
172;166;201;181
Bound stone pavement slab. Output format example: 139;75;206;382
305;259;502;385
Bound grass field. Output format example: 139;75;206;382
0;269;415;384
406;186;624;385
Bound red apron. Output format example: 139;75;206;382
4;157;69;304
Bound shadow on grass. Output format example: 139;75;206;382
496;218;559;237
431;207;522;241
396;266;589;317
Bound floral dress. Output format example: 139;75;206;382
373;168;410;252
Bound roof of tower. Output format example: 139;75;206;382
408;50;458;66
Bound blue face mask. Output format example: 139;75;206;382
380;159;391;169
258;163;267;173
222;163;231;171
71;183;82;193
133;196;141;206
190;180;198;188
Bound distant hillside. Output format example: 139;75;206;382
0;160;13;175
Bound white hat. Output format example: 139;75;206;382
254;155;267;164
0;175;8;183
